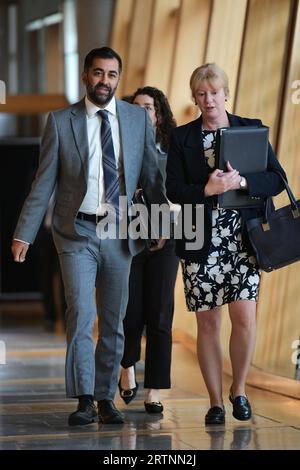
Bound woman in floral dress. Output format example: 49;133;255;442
166;63;286;425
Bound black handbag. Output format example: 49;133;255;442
246;173;300;272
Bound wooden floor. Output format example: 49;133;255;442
0;313;300;451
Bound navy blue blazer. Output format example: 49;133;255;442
166;112;286;262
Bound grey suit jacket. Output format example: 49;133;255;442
14;98;167;256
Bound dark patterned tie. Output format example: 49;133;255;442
97;109;120;219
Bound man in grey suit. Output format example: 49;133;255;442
11;47;166;426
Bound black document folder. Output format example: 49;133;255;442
215;126;269;209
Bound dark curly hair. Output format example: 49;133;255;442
132;86;176;153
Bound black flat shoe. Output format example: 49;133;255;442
98;399;125;424
68;399;98;426
118;379;139;404
205;406;225;425
144;401;164;413
229;390;252;421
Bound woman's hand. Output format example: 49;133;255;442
204;161;240;196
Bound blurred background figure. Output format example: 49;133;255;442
119;86;179;413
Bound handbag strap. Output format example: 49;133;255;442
264;171;300;223
275;171;298;207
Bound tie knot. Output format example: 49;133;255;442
98;109;109;121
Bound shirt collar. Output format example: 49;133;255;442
85;95;117;118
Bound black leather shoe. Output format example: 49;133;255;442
229;391;252;421
118;380;139;405
205;406;225;425
144;401;164;414
98;399;125;424
68;398;98;426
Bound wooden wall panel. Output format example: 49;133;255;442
143;0;180;93
253;0;300;379
110;0;134;97
277;3;300;194
254;267;293;377
122;0;155;96
234;0;290;144
205;0;247;112
168;0;212;125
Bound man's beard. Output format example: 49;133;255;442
86;82;116;106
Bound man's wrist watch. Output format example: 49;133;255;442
239;176;247;189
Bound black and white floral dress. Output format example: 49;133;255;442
181;130;261;312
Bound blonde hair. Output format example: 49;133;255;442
190;63;229;100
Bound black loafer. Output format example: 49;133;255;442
229;391;252;421
144;401;164;414
68;399;98;426
205;406;225;425
98;399;125;424
118;380;139;405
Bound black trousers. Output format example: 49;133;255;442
121;239;179;389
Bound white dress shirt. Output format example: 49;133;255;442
79;95;123;215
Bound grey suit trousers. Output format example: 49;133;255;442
59;218;132;401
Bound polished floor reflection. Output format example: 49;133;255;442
0;324;300;450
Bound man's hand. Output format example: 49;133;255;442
11;240;29;263
149;238;166;252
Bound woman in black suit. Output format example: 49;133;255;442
119;87;179;413
166;63;286;425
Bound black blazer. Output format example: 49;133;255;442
166;112;286;262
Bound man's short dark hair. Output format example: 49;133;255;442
84;47;122;74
